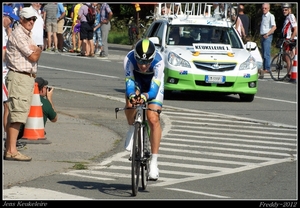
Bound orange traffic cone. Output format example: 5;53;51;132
289;47;297;83
21;82;46;141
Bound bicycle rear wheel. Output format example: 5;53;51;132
141;123;150;190
131;122;142;196
270;53;291;81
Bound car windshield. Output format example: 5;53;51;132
167;25;243;48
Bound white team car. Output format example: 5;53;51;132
144;3;262;102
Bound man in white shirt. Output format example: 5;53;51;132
30;3;44;50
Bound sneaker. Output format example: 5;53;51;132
124;125;135;151
16;141;26;150
149;164;159;180
4;151;32;161
4;141;27;150
99;51;107;58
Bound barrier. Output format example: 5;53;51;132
21;82;46;141
289;47;297;83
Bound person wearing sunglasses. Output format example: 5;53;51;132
123;39;165;180
281;3;297;79
4;7;42;162
3;5;21;148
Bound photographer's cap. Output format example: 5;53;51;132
35;77;48;90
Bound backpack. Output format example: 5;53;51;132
84;4;96;24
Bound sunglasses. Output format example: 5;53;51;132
136;59;152;65
25;17;37;22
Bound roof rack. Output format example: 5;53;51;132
154;3;234;22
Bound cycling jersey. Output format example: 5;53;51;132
282;13;297;40
124;50;165;107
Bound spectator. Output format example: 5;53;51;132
17;77;58;140
56;3;66;52
238;4;250;36
174;3;182;15
93;3;103;55
213;3;225;19
35;77;58;126
161;6;166;15
2;5;19;141
123;39;165;180
281;3;297;78
12;3;23;17
30;3;44;50
260;3;276;74
99;3;113;58
41;4;48;51
229;8;246;39
69;3;83;53
4;7;42;161
43;3;58;52
77;3;94;57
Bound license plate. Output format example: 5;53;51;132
205;75;225;83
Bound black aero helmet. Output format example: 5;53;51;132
282;3;291;8
134;39;156;64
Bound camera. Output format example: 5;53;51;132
47;87;52;91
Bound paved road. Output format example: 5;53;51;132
3;43;297;200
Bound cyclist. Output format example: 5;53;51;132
123;39;165;180
281;3;297;77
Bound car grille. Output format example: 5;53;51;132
193;61;236;72
195;81;234;87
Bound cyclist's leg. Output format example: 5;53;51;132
284;44;292;75
147;84;163;180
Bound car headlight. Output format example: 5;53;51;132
168;52;191;68
239;55;257;70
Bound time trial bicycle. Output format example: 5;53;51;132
115;97;161;196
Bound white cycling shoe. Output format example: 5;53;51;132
124;126;135;152
149;164;159;181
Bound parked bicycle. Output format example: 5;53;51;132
115;96;161;196
270;39;296;81
62;17;73;52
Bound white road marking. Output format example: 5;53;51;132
165;188;231;198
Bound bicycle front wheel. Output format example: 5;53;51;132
270;53;291;81
131;122;142;196
141;123;150;190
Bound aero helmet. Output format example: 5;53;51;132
134;39;156;64
281;3;291;8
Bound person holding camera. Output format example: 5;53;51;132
16;77;58;142
35;77;58;127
